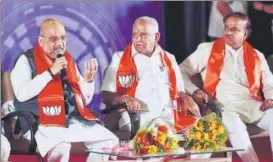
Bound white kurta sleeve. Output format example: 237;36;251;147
76;65;95;105
10;55;53;102
101;52;123;92
179;42;212;95
256;51;273;100
168;53;185;93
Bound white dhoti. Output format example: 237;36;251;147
1;134;11;162
222;109;273;162
34;118;119;162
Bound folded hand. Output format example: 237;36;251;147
120;94;141;113
183;95;202;118
260;99;273;111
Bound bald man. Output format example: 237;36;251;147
102;16;201;140
10;18;118;162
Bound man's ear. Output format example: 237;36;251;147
244;31;248;40
38;36;44;45
155;32;160;43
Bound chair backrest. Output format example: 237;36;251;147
267;54;273;73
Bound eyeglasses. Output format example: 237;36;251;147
40;35;66;44
224;25;245;34
132;32;155;39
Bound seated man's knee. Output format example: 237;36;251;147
104;110;132;141
1;134;11;161
52;142;71;152
265;108;273;117
222;112;247;133
47;142;72;160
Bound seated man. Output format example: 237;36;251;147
180;12;273;162
10;18;118;162
102;16;200;140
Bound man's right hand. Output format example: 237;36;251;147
49;56;68;75
120;94;141;113
192;89;209;105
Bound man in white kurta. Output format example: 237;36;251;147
102;16;210;160
10;18;118;162
180;12;273;161
103;43;185;126
102;16;187;127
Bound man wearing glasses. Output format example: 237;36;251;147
180;12;273;161
10;18;118;162
102;16;202;144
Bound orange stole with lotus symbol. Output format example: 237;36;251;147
203;38;262;100
34;43;98;127
116;43;196;132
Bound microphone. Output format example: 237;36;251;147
56;49;67;81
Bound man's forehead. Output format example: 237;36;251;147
42;25;65;36
133;23;156;33
225;17;246;27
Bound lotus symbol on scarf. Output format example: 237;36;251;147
42;106;62;116
118;75;135;88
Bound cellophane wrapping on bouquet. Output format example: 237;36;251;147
184;113;228;151
132;117;180;155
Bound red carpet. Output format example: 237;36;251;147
9;154;88;162
9;154;272;162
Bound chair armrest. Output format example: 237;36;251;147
101;103;127;114
1;111;39;154
103;104;140;140
206;101;222;118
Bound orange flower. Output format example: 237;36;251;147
136;132;145;143
158;125;168;134
136;132;149;145
164;143;171;152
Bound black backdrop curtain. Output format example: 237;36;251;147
164;1;211;64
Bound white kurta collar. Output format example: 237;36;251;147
225;43;244;54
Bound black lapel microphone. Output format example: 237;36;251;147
56;49;67;81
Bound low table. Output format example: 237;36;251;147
87;146;243;162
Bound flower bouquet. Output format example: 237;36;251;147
184;113;228;151
132;118;180;155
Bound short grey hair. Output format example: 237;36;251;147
133;16;159;32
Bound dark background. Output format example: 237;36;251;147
164;1;273;64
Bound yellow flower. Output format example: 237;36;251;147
208;133;216;141
208;120;217;131
157;133;167;145
192;143;201;151
170;142;179;151
200;133;209;142
203;142;211;150
195;121;204;131
214;125;225;135
195;131;202;140
147;145;158;154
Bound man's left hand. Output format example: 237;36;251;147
84;58;98;83
260;99;273;111
182;95;202;118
